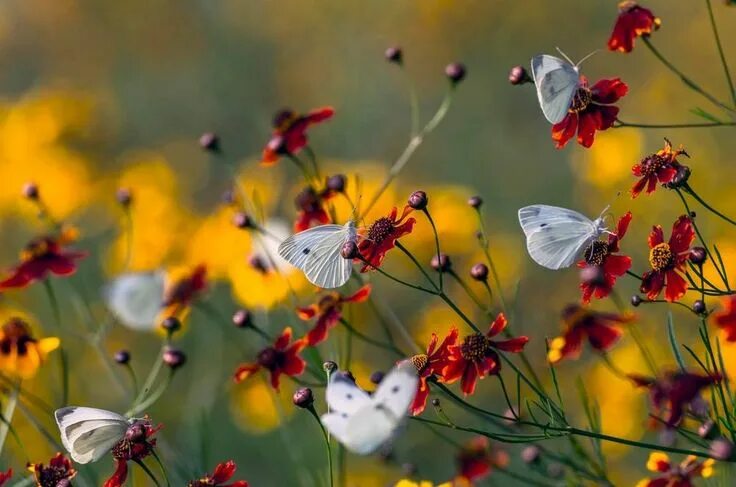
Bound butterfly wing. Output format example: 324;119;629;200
371;362;418;419
324;372;372;415
104;271;165;331
279;223;354;289
55;407;130;464
531;55;579;124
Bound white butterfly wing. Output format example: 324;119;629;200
324;373;372;414
371;362;418;419
325;407;397;455
55;407;129;464
104;271;165;331
531;55;579;124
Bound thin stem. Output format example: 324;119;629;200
475;210;508;312
128;370;174;416
307;406;333;487
0;380;19;455
685;184;736;227
287;153;316;185
303;145;323;182
43;279;68;405
150;451;171;487
495;467;555;487
705;0;736;106
448;270;488;314
395;241;438;290
437;292;480;333
423;209;443;290
356;255;437;294
339;318;404;357
615;119;736;129
128;343;167;416
122;205;134;271
134;459;162;487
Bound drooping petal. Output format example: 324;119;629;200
343;285;371;303
640;270;665;300
551;113;578;149
664;270;688;302
491;336;529;353
485;313;507;338
274;327;293;350
103;460;129;487
669;215;695;254
233;363;260;383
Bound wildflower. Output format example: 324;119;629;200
233;327;307;390
442;314;528;395
28;452;76;487
0;226;86;290
261;107;334;165
292;387;314;409
455;437;508;484
577;212;632;303
714;296;736;341
0;470;10;486
640;215;695;302
357;206;416;271
0;317;60;379
551;76;628;149
394;481;452;487
294;186;334;232
630;370;720;428
297;285;371;345
508;66;531;85
161;264;207;321
199;132;220;152
445;63;467;84
631;139;688;198
188;461;249;487
636;452;713;487
104;420;161;487
409;327;458;415
548;305;633;363
608;2;661;53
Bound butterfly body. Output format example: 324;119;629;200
55;406;133;464
531;54;580;124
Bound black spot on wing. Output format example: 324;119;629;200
391;386;400;394
302;248;310;255
346;393;353;399
540;223;548;228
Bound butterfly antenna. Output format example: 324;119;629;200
575;49;600;68
555;47;576;66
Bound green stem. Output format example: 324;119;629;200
307;406;333;487
357;255;437;294
685;184;736;226
150;450;171;487
437;292;480;333
0;380;19;455
339;318;404;356
134;459;162;487
448;270;488;314
423;209;444;290
615;120;736;128
128;343;167;416
128;370;173;417
705;0;736;106
42;279;68;405
395;241;439;290
475;210;508;312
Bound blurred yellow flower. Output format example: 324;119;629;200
230;379;294;434
0;316;59;379
187;207;251;280
570;129;643;190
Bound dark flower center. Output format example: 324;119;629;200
367;217;395;244
257;347;283;370
188;479;215;487
584;240;610;266
411;353;429;373
649;242;675;271
568;87;592;113
36;466;72;487
0;318;35;357
638;153;669;177
22;238;52;261
460;334;490;361
318;294;340;312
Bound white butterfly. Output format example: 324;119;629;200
531;50;597;124
320;362;418;455
518;204;608;270
278;221;357;289
104;271;165;331
55;406;134;464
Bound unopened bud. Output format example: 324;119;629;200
199;132;220;152
116;188;132;207
694;299;707;315
323;361;338;374
690;247;707;265
232;309;252;328
326;174;347;193
114;350;131;365
385;46;402;64
508;65;531;85
445;62;466;84
293;387;314;409
233;212;254;229
162;347;187;369
467;195;483;209
521;445;541;464
22;182;39;200
430;253;451;272
631;295;643;307
341;240;359;260
470;263;489;281
161;316;181;333
408;190;428;210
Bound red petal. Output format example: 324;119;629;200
591;78;629;104
305;106;335;125
492;336;529;353
551;114;578;149
603;254;632;277
305;312;339;345
640;270;665;300
296;306;317;320
212;461;237;483
595;105;620;130
486;313;507;338
630;177;649;198
460;364;479;395
586;323;622;351
274;327;293;350
669;215;695;254
344;285;371;303
103;460;128;487
410;378;430;416
648;225;664;248
0;267;34;289
664;270;688;302
615;212;633;241
657;166;678;184
233;363;260;383
576;112;598;148
281;350;307;377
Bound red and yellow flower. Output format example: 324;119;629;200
294;186;334;232
608;2;661;53
297;285;371;345
188;460;249;487
454;437;508;485
713;296;736;342
0;317;60;379
636;452;714;487
28;453;76;486
160;264;208;322
261;107;334;165
104;420;161;487
409;327;458;415
640;216;695;302
357;206;416;271
0;469;10;486
631;139;688;198
233;327;307;390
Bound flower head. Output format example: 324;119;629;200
0;469;10;486
608;2;661;53
636;452;714;487
409;327;458;415
104;420;161;487
28;453;76;487
357;206;416;271
261;107;334;165
294;186;336;232
631;139;688;198
0;226;86;290
640;216;695;302
551;76;628;149
234;327;307;390
455;437;508;484
188;460;249;487
577;212;632;303
548;305;633;364
713;296;736;342
0;317;60;379
442;314;528;395
161;264;207;321
297;285;371;345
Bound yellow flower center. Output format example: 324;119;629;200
649;242;675;272
411;353;429;373
568;87;592;113
460;333;490;361
584;240;610;266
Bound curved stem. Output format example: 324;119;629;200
395;241;439;290
134;459;162;487
685;184;736;226
339;318;404;357
423;208;444;290
356;254;437;294
705;0;736;106
307;406;334;487
615;119;736;129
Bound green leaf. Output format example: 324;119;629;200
690;107;723;123
667;312;687;371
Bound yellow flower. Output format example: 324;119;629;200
570;129;643;190
230;379;294;434
0;317;59;379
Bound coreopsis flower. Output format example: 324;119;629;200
297;285;371;345
552;76;628;149
261;107;335;165
630;371;720;428
188;460;249;487
28;452;76;487
0;226;86;290
104;420;161;487
357;206;416;272
608;1;661;53
640;215;695;302
161;264;207;321
442;314;529;395
409;327;458;415
233;327;307;390
548;305;633;364
578;212;632;303
713;296;736;342
0;469;10;486
294;186;334;232
0;317;60;379
394;481;452;487
631;139;688;198
455;437;509;484
636;452;714;487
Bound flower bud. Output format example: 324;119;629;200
710;438;734;460
326;174;347;193
232;309;252;328
267;135;288;155
116;188;132;207
445;62;466;84
430;253;451;272
162;347;187;369
323;361;338;374
125;422;146;442
690;247;707;265
408;190;428;210
199;132;220;152
114;350;131;365
22;182;39;200
161;316;181;333
233;212;254;229
341;240;359;260
694;299;707;315
631;295;643;307
293;387;314;409
370;371;385;384
521;445;541;464
431;398;441;407
467;195;483;209
385;46;402;64
508;65;531;85
470;263;489;281
698;419;717;439
664;165;691;189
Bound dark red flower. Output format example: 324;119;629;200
0;226;86;290
188;460;249;487
638;452;714;487
103;420;161;487
608;1;661;53
161;264;208;320
297;285;371;345
0;469;10;486
233;327;307;390
454;437;509;484
294;186;336;232
408;327;458;416
713;296;736;342
357;206;416;272
640;216;695;302
551;76;628;149
442;314;528;395
548;305;634;364
630;370;720;428
28;452;76;487
578;212;633;303
631;140;688;198
261;107;334;165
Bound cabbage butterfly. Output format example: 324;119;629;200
518;204;608;270
55;406;134;464
278;221;357;289
531;50;596;124
104;271;165;331
320;362;418;455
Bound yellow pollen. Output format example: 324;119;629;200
411;354;429;372
649;242;675;271
460;334;490;361
568;87;592;113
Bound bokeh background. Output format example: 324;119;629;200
0;0;735;485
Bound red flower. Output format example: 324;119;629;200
608;1;661;53
104;420;161;487
551;76;628;149
630;370;720;428
637;452;714;487
640;215;695;302
442;314;528;395
188;460;249;487
713;296;736;342
578;212;633;303
455;437;509;484
161;264;208;320
0;226;86;290
408;327;458;416
233;327;307;390
28;452;77;486
631;139;688;198
297;285;371;345
294;186;335;232
548;305;633;364
261;107;335;165
0;469;10;486
357;206;416;272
